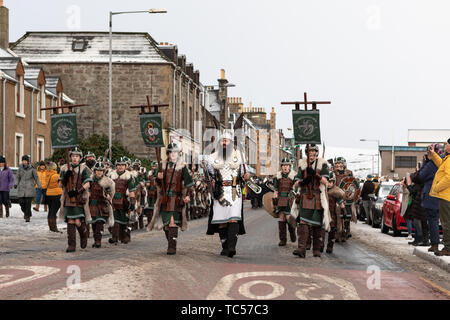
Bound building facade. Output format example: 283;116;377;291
12;32;216;162
0;3;73;166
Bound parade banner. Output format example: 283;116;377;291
140;113;165;147
292;110;321;144
50;113;79;149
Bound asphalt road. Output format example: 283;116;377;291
0;203;449;300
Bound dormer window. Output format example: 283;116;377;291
72;38;87;52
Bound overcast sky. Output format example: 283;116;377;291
8;0;450;152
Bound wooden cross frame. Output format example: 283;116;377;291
130;95;169;172
281;92;331;159
281;92;331;111
41;103;90;164
130;95;169;115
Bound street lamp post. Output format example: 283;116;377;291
360;139;380;175
109;9;167;159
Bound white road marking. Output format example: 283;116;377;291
238;280;285;300
207;271;360;300
0;266;61;290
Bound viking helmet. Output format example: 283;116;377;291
69;147;83;158
281;158;292;166
334;157;347;167
93;162;106;171
85;151;96;158
97;156;104;163
166;143;181;154
221;130;234;142
305;144;319;156
115;157;127;166
133;159;142;167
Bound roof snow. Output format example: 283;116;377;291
12;32;172;64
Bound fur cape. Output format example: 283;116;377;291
210;148;243;170
58;163;92;223
96;175;116;227
327;185;345;228
276;169;297;181
147;159;189;232
294;158;332;232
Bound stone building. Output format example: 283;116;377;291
12;32;216;162
0;3;73;166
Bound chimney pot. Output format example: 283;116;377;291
220;69;225;80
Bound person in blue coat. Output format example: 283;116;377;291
418;145;441;253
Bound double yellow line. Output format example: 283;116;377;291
420;277;450;298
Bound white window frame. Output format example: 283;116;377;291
15;133;24;167
36;137;45;162
15;76;25;118
37;86;47;123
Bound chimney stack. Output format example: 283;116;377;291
0;0;9;50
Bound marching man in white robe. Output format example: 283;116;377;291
206;130;250;258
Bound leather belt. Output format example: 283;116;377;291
223;181;234;187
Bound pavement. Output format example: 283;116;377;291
0;202;449;300
351;218;450;273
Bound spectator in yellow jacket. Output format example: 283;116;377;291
34;161;48;212
429;139;450;256
44;162;63;233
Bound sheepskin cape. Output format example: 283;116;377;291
58;163;92;223
292;158;332;232
147;159;189;232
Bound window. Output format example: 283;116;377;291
37;137;45;162
15;76;25;117
395;156;417;168
37;86;46;122
15;133;24;167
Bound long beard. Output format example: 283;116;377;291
219;144;234;161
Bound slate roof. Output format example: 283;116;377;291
11;32;172;64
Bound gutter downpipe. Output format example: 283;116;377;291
30;88;35;163
2;76;6;156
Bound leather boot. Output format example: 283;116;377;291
288;224;297;243
167;227;178;255
5;205;9;218
138;215;144;229
77;222;88;249
219;227;228;256
344;220;351;240
306;225;312;250
92;222;104;248
320;229;326;253
312;227;322;257
326;228;336;254
47;217;52;231
108;223;120;245
163;227;169;241
428;244;439;253
278;221;287;246
121;225;131;244
86;223;90;239
0;205;3;218
227;223;239;258
435;247;450;256
293;224;309;258
66;223;76;252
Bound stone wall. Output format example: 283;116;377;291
33;63;174;158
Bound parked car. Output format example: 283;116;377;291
9;167;19;203
367;181;396;228
381;183;408;236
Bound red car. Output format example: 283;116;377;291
381;183;408;236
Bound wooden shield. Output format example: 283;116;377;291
263;192;278;218
339;177;361;203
